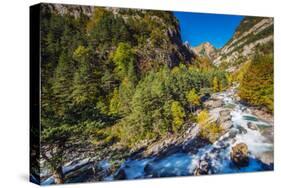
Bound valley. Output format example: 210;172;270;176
33;4;274;185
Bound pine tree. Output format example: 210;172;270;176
213;76;219;92
171;101;186;133
109;88;121;115
51;52;73;116
71;45;99;106
238;54;273;112
186;88;200;112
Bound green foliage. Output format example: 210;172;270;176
171;101;186;133
233;61;251;82
213;77;219;92
71;45;99;106
191;57;214;71
109;88;121;115
112;43;137;82
150;28;168;47
226;73;233;87
197;110;209;125
73;45;89;61
39;6;273;178
110;64;227;146
111;42;138;115
186;88;200;112
238;53;273;112
88;8;131;46
200;123;224;143
197;110;223;143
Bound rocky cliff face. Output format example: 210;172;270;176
112;8;195;70
213;17;273;71
42;3;95;18
192;42;217;61
41;3;195;71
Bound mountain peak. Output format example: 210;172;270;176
192;42;217;60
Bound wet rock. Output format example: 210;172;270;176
200;93;211;102
183;137;210;154
53;167;64;184
113;169;127;180
230;143;249;167
241;106;247;112
219;109;232;122
216;141;230;149
193;160;211;175
228;129;238;139
144;163;154;175
256;151;274;166
217;109;232;130
247;122;258;130
204;99;223;109
237;125;247;134
249;107;273;124
259;126;274;143
221;121;233;130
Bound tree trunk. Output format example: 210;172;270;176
53;166;64;184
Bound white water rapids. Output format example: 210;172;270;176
41;86;273;185
103;86;273;180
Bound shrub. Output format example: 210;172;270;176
197;110;223;143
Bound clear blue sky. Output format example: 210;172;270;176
174;12;244;49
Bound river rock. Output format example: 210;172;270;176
256;151;274;166
113;169;127;180
228;129;238;139
193;160;211;175
247;122;258;130
250;107;273;124
230;143;249;167
204;99;223;109
219;109;232;121
221;120;233;130
183;137;210;154
217;109;232;130
236;125;247;134
144;163;154;175
53;167;64;184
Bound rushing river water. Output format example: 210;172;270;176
42;87;273;185
103;87;273;180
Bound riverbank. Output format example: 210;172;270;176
41;85;274;185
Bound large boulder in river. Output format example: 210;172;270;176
218;109;232;123
247;122;258;131
193;160;211;175
230;143;249;167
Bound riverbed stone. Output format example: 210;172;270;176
217;109;231;122
230;143;249;167
228;129;238;139
113;169;127;180
204;99;223;109
247;122;258;131
193;160;211;175
221;120;233;130
237;125;247;134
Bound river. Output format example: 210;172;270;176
42;86;274;184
